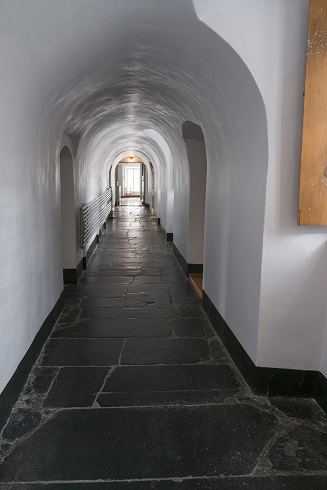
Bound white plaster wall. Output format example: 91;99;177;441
117;165;123;195
257;1;327;371
196;0;327;371
143;129;175;234
0;0;130;393
184;138;207;264
60;149;77;268
0;0;269;393
59;135;82;266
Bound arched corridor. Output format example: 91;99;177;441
1;203;326;488
1;0;327;487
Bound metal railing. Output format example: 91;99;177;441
80;188;112;248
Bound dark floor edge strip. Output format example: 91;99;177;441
63;258;84;285
172;242;188;276
171;242;203;276
0;294;64;432
157;217;202;276
159;223;173;243
202;290;327;413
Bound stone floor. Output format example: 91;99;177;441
1;204;327;489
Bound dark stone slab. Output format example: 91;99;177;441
97;389;239;407
209;338;231;364
41;339;124;366
103;364;241;392
81;298;125;308
269;397;327;421
121;339;210;365
58;308;80;324
81;308;179;319
178;307;203;318
169;317;208;337
0;405;277;481
171;285;201;295
4;476;327;489
63;284;87;294
133;276;162;284
124;300;148;308
24;367;58;394
173;297;202;308
52;318;171;338
62;293;83;308
86;267;142;276
125;292;171;307
2;408;41;440
269;425;327;471
100;252;137;257
162;274;188;284
82;276;133;283
127;284;169;293
85;285;128;298
43;367;109;407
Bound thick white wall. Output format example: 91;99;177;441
0;0;269;393
0;0;125;393
196;0;327;372
184;138;207;265
143;129;175;234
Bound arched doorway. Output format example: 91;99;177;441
60;147;77;284
182;121;207;296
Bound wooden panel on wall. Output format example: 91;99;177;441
298;0;327;225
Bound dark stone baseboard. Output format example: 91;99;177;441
172;243;188;276
202;290;327;411
76;257;84;279
63;268;77;284
316;372;327;413
172;243;203;277
159;224;173;243
188;264;203;274
142;202;150;208
202;290;257;390
0;293;64;431
83;234;98;269
63;258;84;285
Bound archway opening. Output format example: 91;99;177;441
182;121;207;297
59;146;77;284
115;157;142;205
